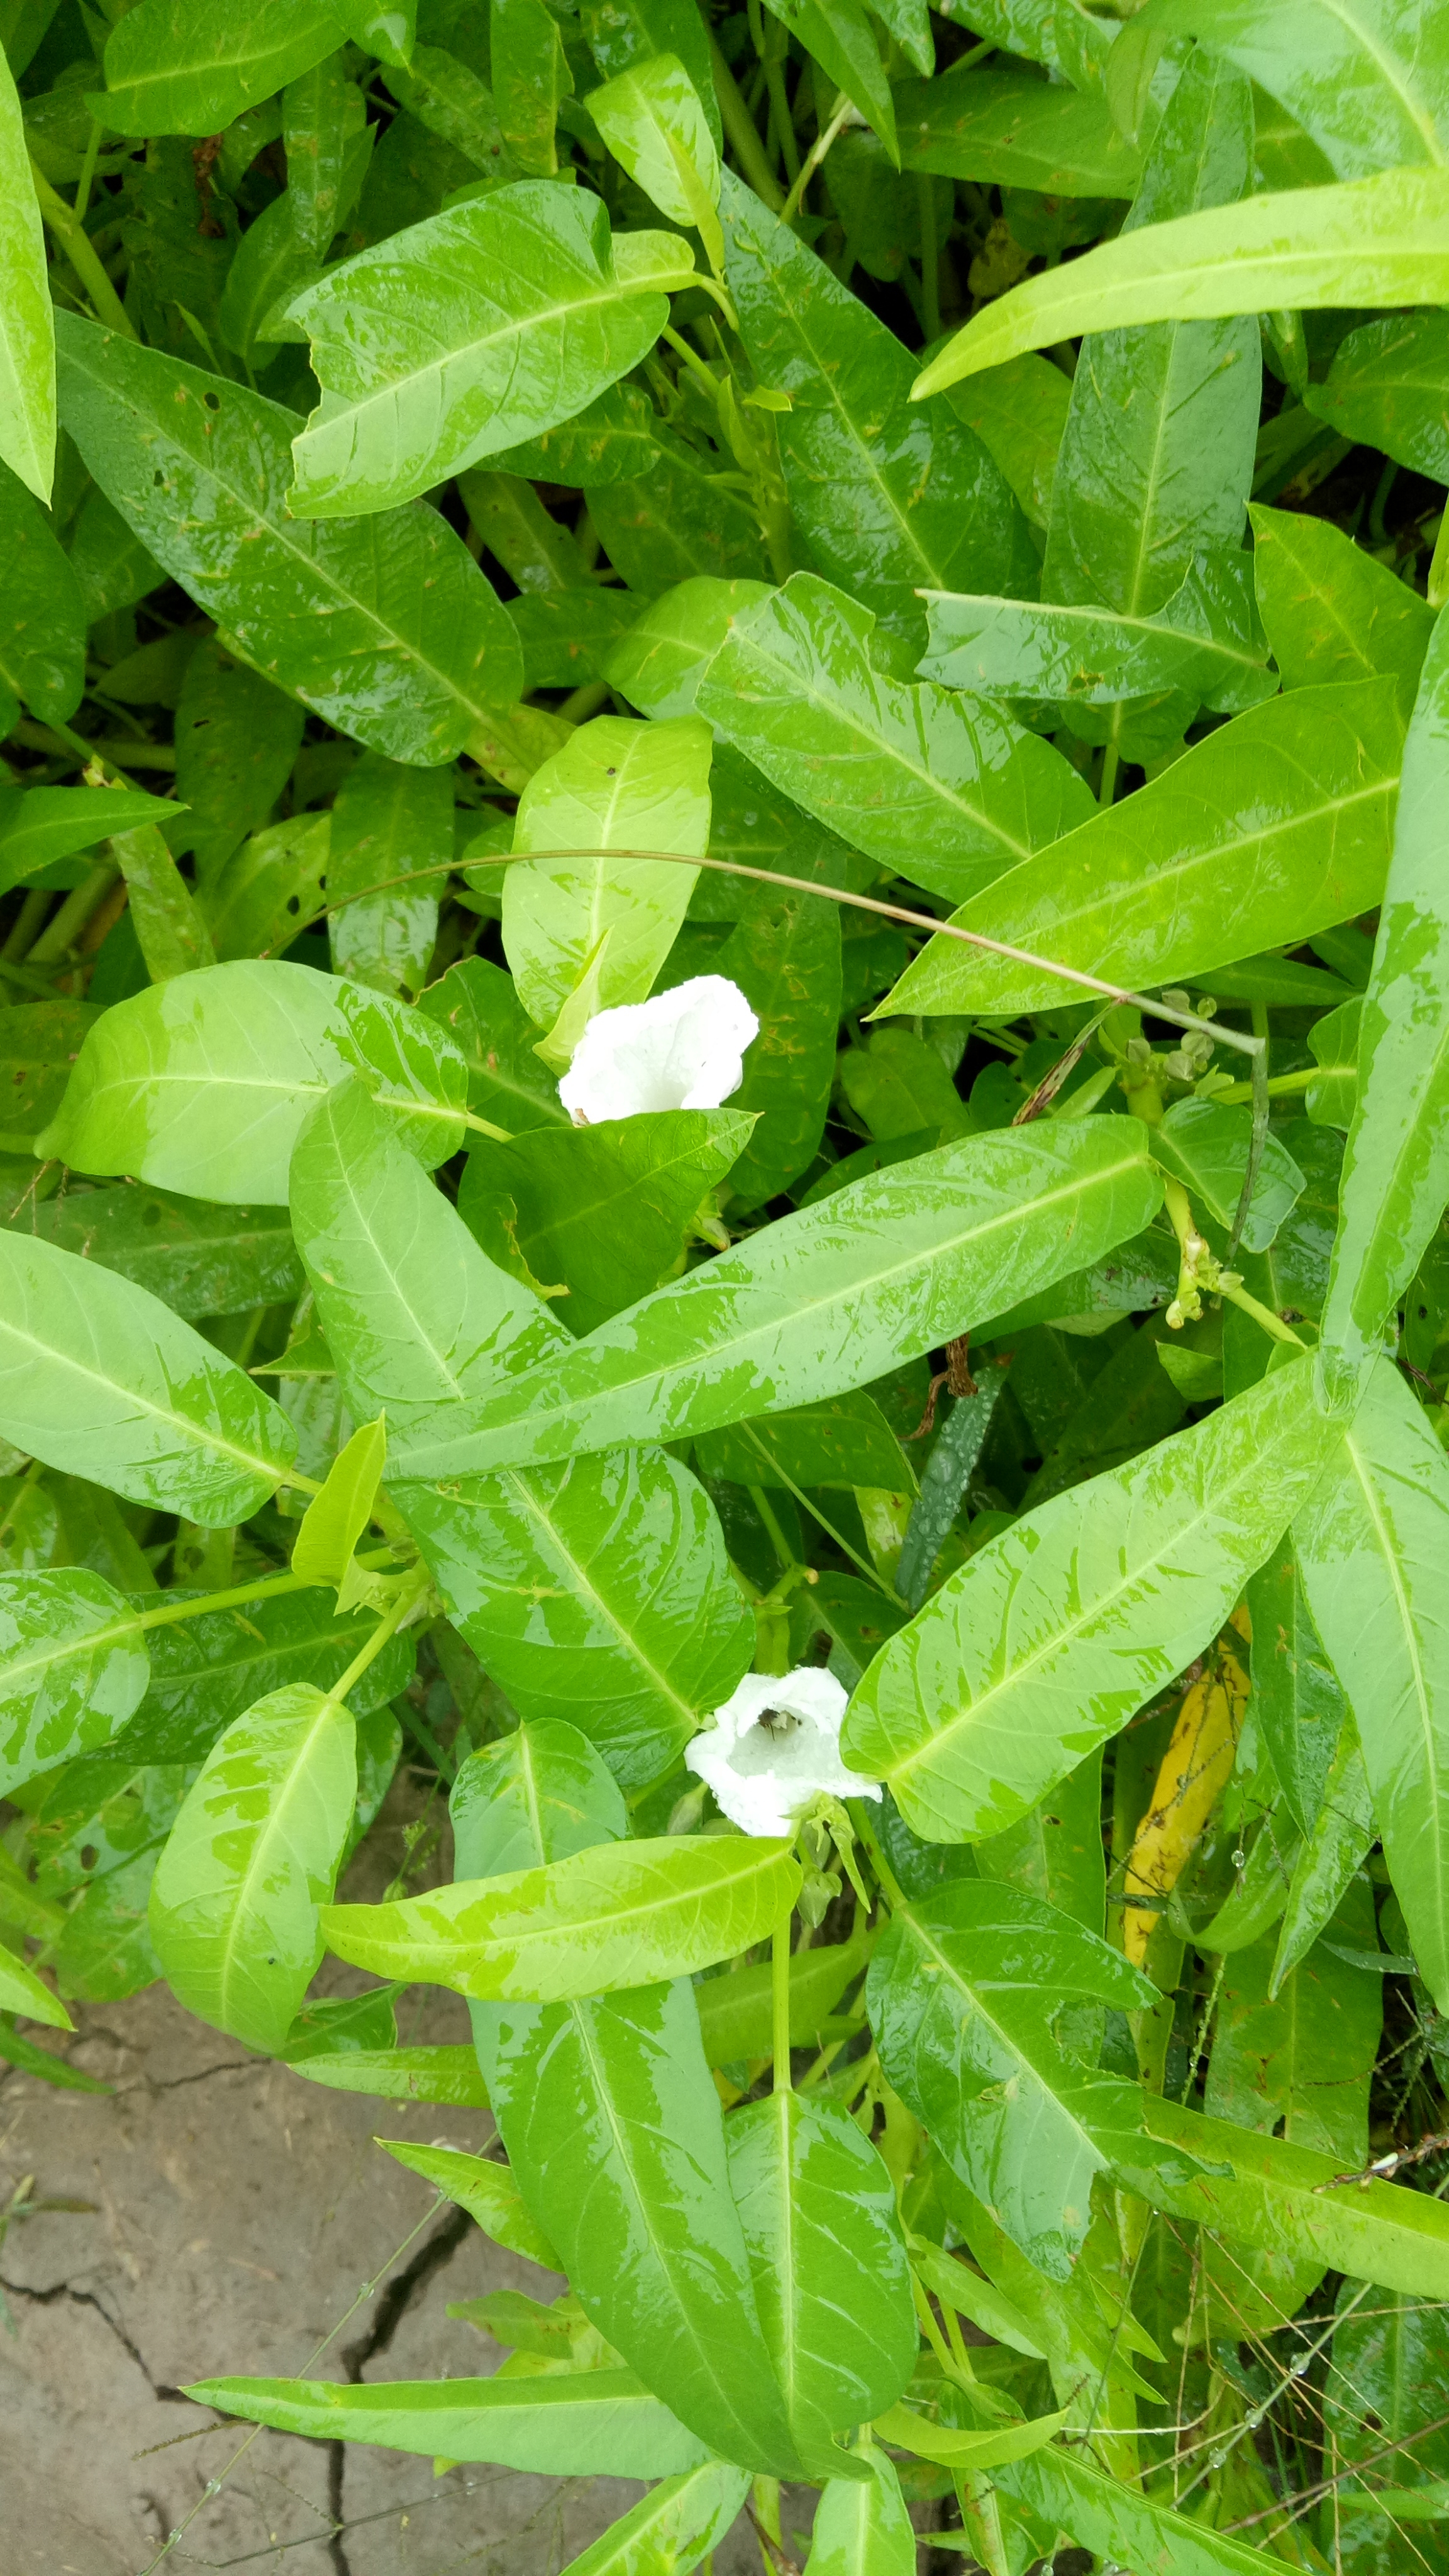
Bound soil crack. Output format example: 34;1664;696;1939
324;2204;472;2576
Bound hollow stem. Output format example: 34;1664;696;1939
29;158;137;338
772;1913;793;2093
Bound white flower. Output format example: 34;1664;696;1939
558;976;758;1124
684;1667;880;1840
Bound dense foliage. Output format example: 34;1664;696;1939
4;0;1449;2566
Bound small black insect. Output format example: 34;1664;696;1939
755;1706;798;1739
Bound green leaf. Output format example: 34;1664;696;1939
710;886;840;1209
1270;1713;1375;1993
803;2451;916;2575
201;813;331;965
171;638;308;882
148;1681;358;2053
291;1081;753;1784
0;1231;296;1524
292;1414;387;1596
328;752;452;999
283;48;350;260
286;181;674;518
868;1880;1165;2275
719;174;1036;641
55;316;523;765
587;425;770;591
587;54;721;265
1306;309;1449;485
1296;1360;1449;2012
92;0;343;136
375;2136;562;2267
975;1743;1106;1932
417;956;569;1134
287;2041;489;2102
41;958;468;1206
110;1589;411;1769
0;997;99;1153
997;2438;1296;2576
1040;22;1265;684
453;1723;813;2477
0;41;53;501
695;1924;872;2065
874;2401;1070;2471
18;1187;299;1324
0;785;182;899
185;2368;713;2475
1206;1880;1380;2168
494;0;572;179
0;1945;72;2029
1133;2090;1449;2300
1150;1099;1305;1253
1320;610;1449;1387
113;824;218;983
920;569;1274;719
0;462;84;728
947;353;1072;535
896;61;1141;195
877;680;1400;1018
694;1392;908;1495
762;0;897;162
402;1118;1162;1475
552;2463;749;2576
1245;1545;1349;1838
725;2090;918;2451
459;1109;753;1334
1114;0;1449;181
606;577;774;721
843;1357;1327;1843
577;0;723;150
1250;497;1435;726
502;714;712;1037
323;1833;800;2000
0;1568;150;1799
914;167;1449;399
697;573;1095;908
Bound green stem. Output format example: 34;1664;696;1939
1098;741;1120;809
28;158;137;339
1430;509;1449;612
1224;1003;1269;1268
1213;1064;1316;1107
701;16;786;211
328;1568;431;1704
916;172;941;343
1218;1277;1306;1349
2;888;50;963
133;1550;408;1637
73;117;103;224
764;59;800;184
25;860;117;964
458;1106;514;1142
782;89;852;223
12;715;143;787
772;1913;793;2093
739;1423;902;1602
662;321;720;397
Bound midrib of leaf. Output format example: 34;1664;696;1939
568;2001;780;2460
0;1612;144;1690
955;760;1397;955
1315;0;1449;166
886;1391;1301;1794
769;267;946;587
74;1059;457;1128
455;1145;1148;1445
1341;1420;1447;1977
1336;1000;1449;1337
214;1696;341;2038
111;18;330;110
0;1309;288;1490
445;1838;785;1967
904;1907;1107;2167
299;267;640;458
930;591;1264;679
64;335;493;731
497;1465;705;1732
741;631;1038;862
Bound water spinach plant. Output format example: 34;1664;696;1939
6;0;1449;2563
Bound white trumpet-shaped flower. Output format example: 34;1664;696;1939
684;1667;879;1840
558;976;758;1124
